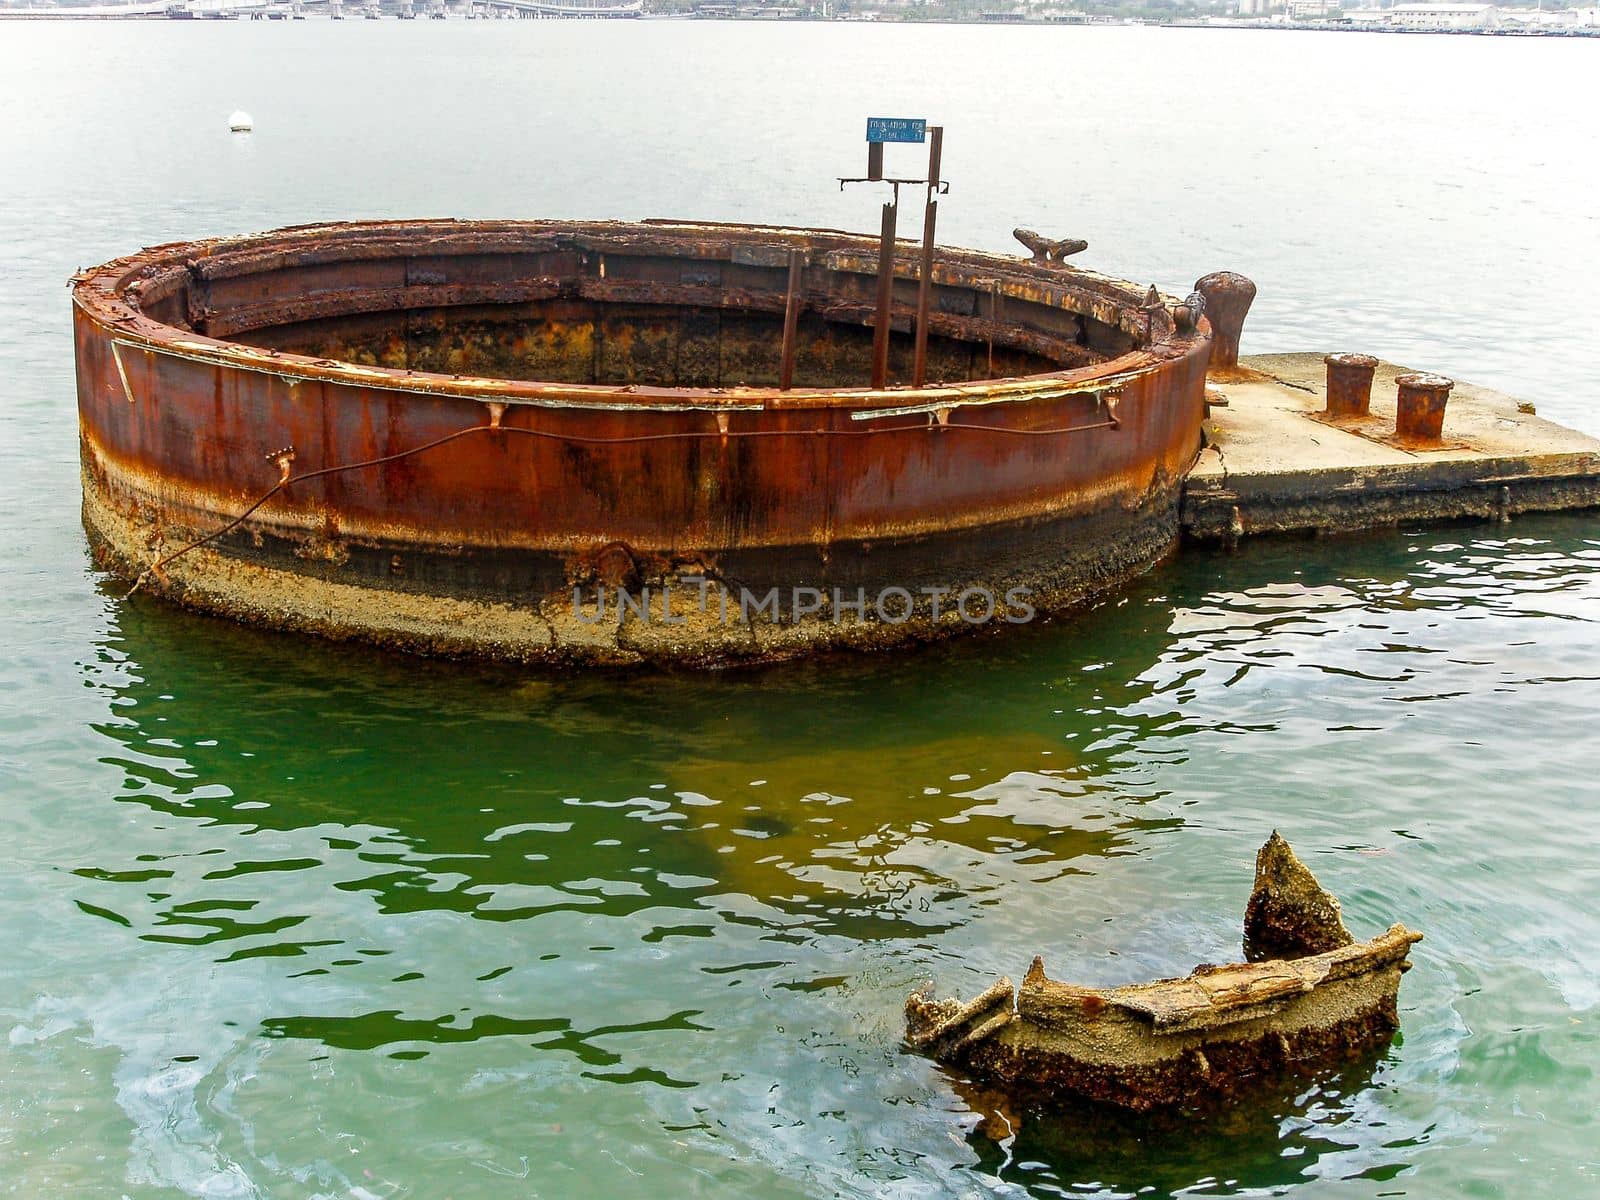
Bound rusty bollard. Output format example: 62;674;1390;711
1394;372;1453;445
1194;272;1257;371
1324;353;1379;418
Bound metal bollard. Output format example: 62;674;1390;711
1323;353;1378;418
1193;271;1257;371
1394;372;1453;445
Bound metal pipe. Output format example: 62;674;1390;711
779;248;804;391
912;198;938;387
911;126;944;389
871;200;898;390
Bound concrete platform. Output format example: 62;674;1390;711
1182;352;1600;541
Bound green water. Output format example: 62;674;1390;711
7;529;1598;1196
4;19;1600;1198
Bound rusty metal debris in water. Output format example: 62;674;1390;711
904;834;1423;1113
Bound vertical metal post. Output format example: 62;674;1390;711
866;142;884;182
911;199;938;387
988;281;998;377
871;199;898;390
908;124;940;385
912;127;943;388
778;248;804;391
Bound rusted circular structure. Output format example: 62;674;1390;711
74;219;1211;666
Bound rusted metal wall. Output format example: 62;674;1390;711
75;220;1211;665
239;302;1057;389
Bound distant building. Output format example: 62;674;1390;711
1498;6;1580;27
1386;2;1498;28
1278;0;1600;27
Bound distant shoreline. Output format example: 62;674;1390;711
1164;18;1599;36
1;8;1597;34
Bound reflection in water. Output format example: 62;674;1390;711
84;575;1202;956
956;1049;1400;1195
33;518;1599;1196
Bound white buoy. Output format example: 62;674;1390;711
229;110;253;133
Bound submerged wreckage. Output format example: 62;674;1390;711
72;216;1217;665
905;835;1422;1112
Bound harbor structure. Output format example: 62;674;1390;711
74;219;1212;665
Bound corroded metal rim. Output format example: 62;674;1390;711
71;218;1191;413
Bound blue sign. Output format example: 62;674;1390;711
866;117;927;144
